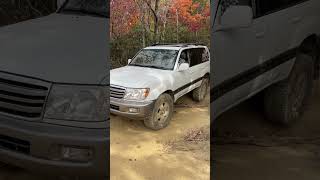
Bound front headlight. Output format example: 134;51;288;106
44;84;108;122
124;88;149;100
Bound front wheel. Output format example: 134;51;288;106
144;94;173;130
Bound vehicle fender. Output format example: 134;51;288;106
290;14;320;54
278;15;320;80
145;77;175;101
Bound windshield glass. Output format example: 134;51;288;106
60;0;109;18
129;49;179;70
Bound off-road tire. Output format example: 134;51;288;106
193;77;209;102
144;94;173;130
264;54;314;125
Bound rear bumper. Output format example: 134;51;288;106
0;115;108;177
110;97;155;120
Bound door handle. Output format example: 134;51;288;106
290;17;302;24
255;31;265;38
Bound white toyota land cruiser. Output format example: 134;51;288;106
211;0;320;125
111;44;210;130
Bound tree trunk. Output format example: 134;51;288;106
176;9;179;43
144;0;160;44
143;24;146;47
153;0;160;43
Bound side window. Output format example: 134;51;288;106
202;49;210;63
221;0;252;15
178;50;190;65
189;48;206;67
256;0;306;17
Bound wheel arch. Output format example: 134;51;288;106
290;16;320;79
298;34;320;80
162;90;175;101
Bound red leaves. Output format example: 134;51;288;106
110;0;139;38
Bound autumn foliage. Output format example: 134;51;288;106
110;0;139;38
111;0;209;37
170;0;210;32
110;0;210;68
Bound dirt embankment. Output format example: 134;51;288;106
110;93;210;180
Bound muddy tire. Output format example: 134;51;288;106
144;93;173;130
193;77;209;102
264;54;314;125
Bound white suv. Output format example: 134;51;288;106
111;44;210;130
211;0;320;124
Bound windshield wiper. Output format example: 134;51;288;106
130;64;170;70
129;64;145;67
145;65;169;70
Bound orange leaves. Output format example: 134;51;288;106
170;0;210;32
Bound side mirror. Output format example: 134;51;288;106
128;59;132;64
218;6;253;31
57;0;66;9
178;63;189;71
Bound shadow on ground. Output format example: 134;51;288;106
212;81;320;180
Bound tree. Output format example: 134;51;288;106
110;0;210;68
142;0;160;43
110;0;139;39
170;0;209;32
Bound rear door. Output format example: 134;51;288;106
188;47;210;90
252;0;308;90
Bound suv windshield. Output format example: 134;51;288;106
60;0;109;18
129;49;179;70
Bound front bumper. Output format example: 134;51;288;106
0;115;108;177
110;97;155;120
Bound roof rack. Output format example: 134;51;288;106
151;43;205;47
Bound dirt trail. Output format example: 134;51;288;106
213;81;320;180
110;94;210;180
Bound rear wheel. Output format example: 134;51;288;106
193;77;209;102
144;94;173;130
264;54;314;125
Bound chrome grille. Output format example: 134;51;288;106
110;85;125;99
0;73;50;119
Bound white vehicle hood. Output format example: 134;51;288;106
111;66;173;88
0;13;108;85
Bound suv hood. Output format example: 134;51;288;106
111;66;173;88
0;13;108;84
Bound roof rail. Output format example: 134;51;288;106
151;43;205;47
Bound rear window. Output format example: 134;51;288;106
256;0;307;17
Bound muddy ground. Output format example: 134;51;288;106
110;93;210;180
213;81;320;180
